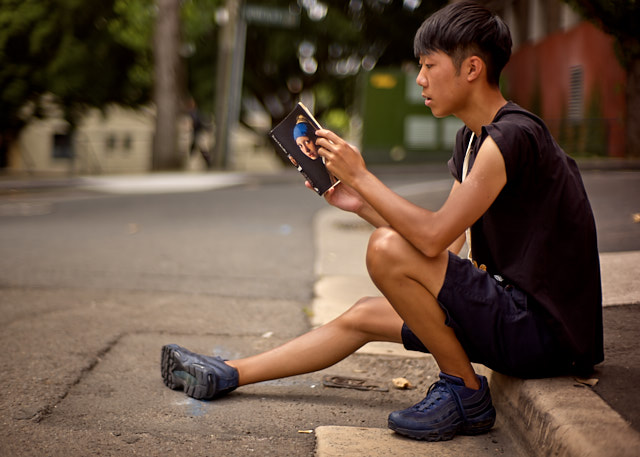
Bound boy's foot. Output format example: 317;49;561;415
388;372;496;441
161;344;239;400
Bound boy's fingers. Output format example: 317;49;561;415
316;129;341;143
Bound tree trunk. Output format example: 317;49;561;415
152;0;182;170
626;57;640;157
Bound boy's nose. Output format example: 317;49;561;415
416;73;427;87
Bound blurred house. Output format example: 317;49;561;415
349;0;627;163
8;101;159;175
5;98;276;175
5;0;627;174
484;0;626;157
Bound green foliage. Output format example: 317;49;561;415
0;0;151;132
241;0;446;130
109;0;155;51
557;86;608;157
181;0;224;114
181;0;221;42
584;84;607;156
1;0;445;140
320;108;350;136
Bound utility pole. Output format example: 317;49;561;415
152;0;182;170
213;0;245;169
212;2;300;169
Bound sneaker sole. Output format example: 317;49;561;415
461;415;496;435
161;344;214;400
388;421;458;441
388;413;495;441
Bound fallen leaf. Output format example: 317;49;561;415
392;377;414;389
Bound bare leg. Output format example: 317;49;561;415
366;227;480;389
227;296;404;386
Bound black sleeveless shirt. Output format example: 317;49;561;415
448;102;603;370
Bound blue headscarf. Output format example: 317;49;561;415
293;121;312;140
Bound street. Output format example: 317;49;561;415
0;165;638;456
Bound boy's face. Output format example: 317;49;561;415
416;52;466;118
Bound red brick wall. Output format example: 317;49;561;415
503;22;626;157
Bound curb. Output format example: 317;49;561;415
481;369;640;457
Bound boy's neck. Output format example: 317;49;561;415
458;87;507;137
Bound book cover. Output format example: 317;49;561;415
268;102;339;195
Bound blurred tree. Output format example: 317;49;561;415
0;0;151;151
563;0;640;156
0;0;443;168
241;0;445;129
0;0;222;169
112;0;223;169
153;0;182;170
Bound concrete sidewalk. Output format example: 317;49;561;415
311;204;640;457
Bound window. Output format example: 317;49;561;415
52;133;73;159
105;134;116;153
568;66;584;121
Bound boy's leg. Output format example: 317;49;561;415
162;296;405;397
366;227;478;389
229;296;404;385
367;227;496;441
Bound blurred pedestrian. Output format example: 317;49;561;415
186;98;212;168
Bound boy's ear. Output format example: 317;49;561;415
466;56;485;82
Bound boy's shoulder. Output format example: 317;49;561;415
456;102;545;143
493;102;544;125
486;102;551;146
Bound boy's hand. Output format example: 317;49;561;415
304;180;363;213
323;182;364;213
315;129;367;187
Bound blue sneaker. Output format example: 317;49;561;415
388;372;496;441
161;344;239;400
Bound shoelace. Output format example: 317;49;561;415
414;379;469;425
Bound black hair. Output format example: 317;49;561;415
414;1;512;86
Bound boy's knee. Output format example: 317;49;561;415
340;296;378;327
344;297;376;321
366;227;404;278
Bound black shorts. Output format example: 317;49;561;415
401;252;572;378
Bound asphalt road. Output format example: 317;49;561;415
0;172;459;456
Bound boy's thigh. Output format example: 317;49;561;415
401;252;570;378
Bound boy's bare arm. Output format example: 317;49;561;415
317;130;507;258
442;180;467;255
321;180;389;228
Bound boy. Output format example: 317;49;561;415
161;1;603;442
